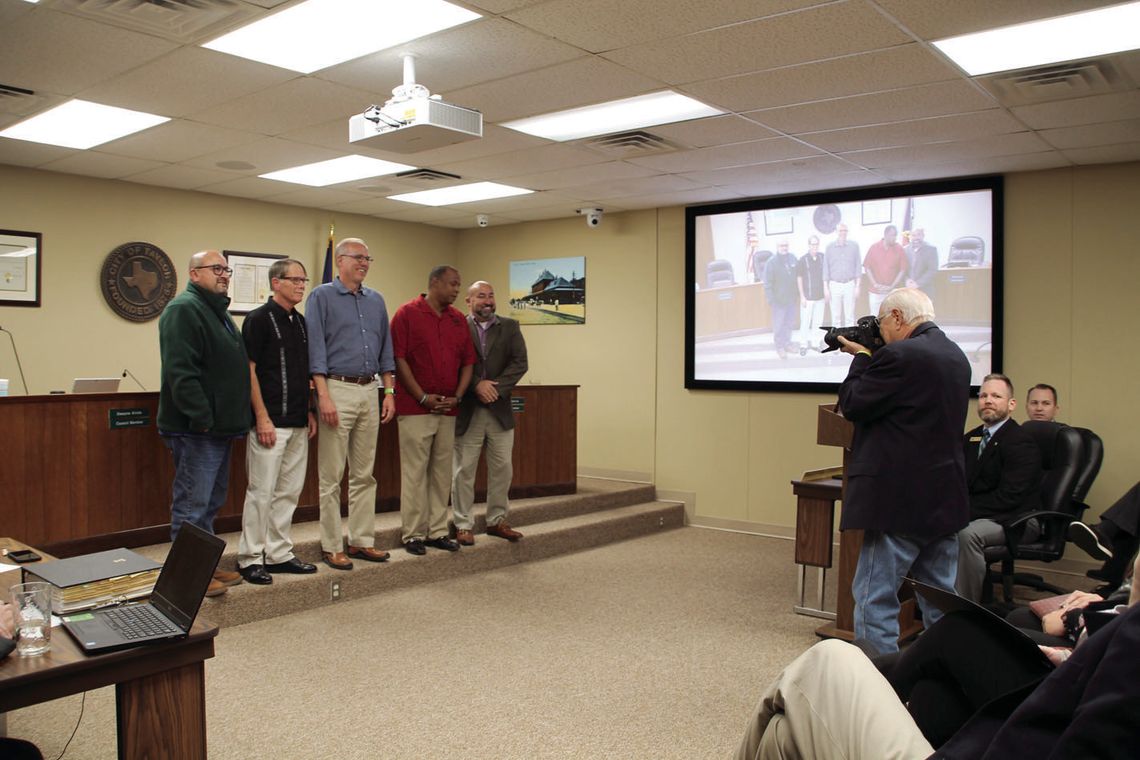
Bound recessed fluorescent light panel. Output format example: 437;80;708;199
0;100;169;149
933;1;1140;76
389;182;533;207
260;155;415;187
203;0;480;74
502;91;725;142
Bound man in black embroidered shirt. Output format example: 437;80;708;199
236;259;318;584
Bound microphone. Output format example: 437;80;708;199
0;325;29;395
122;368;148;391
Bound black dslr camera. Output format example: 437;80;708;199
820;315;885;353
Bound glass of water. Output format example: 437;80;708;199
10;582;52;656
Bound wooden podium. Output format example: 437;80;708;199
792;404;923;642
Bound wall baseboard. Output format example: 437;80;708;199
578;467;653;483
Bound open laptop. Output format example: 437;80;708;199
71;377;121;394
61;522;224;653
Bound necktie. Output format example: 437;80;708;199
978;429;991;459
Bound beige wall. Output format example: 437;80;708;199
3;161;1137;531
0;165;455;394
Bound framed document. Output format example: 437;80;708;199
0;229;42;307
224;250;285;314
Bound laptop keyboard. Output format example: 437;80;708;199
103;605;180;640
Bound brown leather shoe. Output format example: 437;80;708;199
322;551;354;570
213;569;243;586
204;579;228;597
486;522;522;542
455;529;475;546
347;545;390;562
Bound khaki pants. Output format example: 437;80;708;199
451;407;515;531
735;640;933;760
238;426;308;567
398;413;454;543
317;379;380;553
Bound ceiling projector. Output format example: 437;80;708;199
349;56;482;153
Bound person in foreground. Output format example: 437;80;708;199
734;552;1140;760
836;287;971;654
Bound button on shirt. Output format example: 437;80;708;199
391;295;476;417
473;315;498;380
305;278;395;379
797;253;826;301
242;298;310;428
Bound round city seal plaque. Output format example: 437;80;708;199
100;241;178;322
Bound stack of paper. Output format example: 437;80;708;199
24;549;162;614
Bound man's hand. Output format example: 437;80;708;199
475;379;499;404
318;395;339;428
426;394;456;414
836;335;869;355
0;600;14;639
307;412;318;439
1038;645;1072;667
255;416;276;448
380;394;395;424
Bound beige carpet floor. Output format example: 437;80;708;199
9;527;828;759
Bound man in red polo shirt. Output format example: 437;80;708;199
391;265;476;555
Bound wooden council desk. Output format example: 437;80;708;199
0;538;218;758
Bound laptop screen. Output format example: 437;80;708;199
151;522;225;631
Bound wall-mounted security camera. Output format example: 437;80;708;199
576;207;603;228
476;214;489;228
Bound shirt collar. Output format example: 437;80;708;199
333;277;369;297
984;417;1010;436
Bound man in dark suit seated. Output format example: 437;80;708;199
956;374;1043;602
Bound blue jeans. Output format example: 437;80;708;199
852;530;959;655
165;435;233;541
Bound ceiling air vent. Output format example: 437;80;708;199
581;130;680;158
980;58;1127;106
394;168;461;182
53;0;261;43
0;83;46;116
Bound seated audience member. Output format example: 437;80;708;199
734;554;1140;760
1025;383;1060;422
1069;480;1140;587
1;602;46;760
956;374;1043;602
1006;580;1131;647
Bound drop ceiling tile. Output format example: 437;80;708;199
464;0;546;13
0;90;66;119
198;176;296;200
649;114;778;148
125;164;240;189
1012;91;1140;130
463;190;577;212
877;152;1070;181
317;18;582;94
379;205;479;223
266;188;368;208
799;109;1024;153
436;142;604;180
97;120;260;163
565;173;709;200
325;197;409;215
0;138;74;167
679;155;860;186
685;43;961;112
1062;142;1140;165
747;80;997;134
78;47;296;118
584;187;748;210
490;203;594;222
0;10;177;95
183;138;340;175
506;0;818;53
874;0;1113;39
500;160;657;190
434;215;513;229
721;170;887;198
1040;119;1140;150
190;79;377;136
603;2;911;85
626;137;822;173
40;151;164;179
444;56;664;122
840;131;1054;169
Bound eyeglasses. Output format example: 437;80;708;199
193;264;233;276
340;254;374;263
277;276;309;285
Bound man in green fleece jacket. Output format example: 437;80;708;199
158;250;250;596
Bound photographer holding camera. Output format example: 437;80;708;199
836;288;972;654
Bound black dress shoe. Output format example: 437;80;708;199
405;540;426;556
426;536;460;552
265;557;318;574
238;564;273;585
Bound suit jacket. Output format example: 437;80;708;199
837;321;971;539
964;419;1042;523
456;315;528;436
935;601;1140;759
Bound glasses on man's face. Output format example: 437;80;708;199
341;254;374;263
277;276;309;285
194;264;233;276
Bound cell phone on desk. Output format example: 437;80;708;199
7;549;42;563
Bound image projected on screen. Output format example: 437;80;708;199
686;176;1001;392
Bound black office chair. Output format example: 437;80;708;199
946;236;986;267
983;421;1085;602
1070;427;1104;503
750;249;773;283
706;259;735;288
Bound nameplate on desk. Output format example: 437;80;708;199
717;291;734;301
109;407;150;429
511;396;525;414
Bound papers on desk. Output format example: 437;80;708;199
0;562;22;575
23;549;161;614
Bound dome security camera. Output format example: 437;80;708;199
476;214;489;228
577;207;603;228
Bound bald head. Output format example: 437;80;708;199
188;250;230;295
466;280;496;322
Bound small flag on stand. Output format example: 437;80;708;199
744;211;759;276
322;223;334;284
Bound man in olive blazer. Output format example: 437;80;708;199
451;281;529;545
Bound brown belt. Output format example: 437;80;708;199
327;374;375;385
